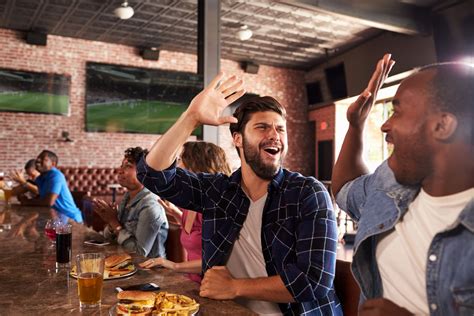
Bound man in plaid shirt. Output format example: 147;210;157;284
137;74;342;315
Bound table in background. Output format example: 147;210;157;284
0;203;255;315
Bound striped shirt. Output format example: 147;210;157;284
137;158;342;315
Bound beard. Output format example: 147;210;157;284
242;136;284;180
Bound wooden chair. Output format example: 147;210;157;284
334;259;360;316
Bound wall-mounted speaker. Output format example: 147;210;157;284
324;63;348;100
242;61;259;74
26;31;47;46
141;48;160;61
306;81;324;105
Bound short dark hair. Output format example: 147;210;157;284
124;147;148;165
419;63;473;144
39;150;58;165
229;96;286;136
24;159;36;170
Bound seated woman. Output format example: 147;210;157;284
140;141;231;282
94;147;168;258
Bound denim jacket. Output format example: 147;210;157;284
336;161;474;316
104;187;168;258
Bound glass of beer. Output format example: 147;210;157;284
76;253;105;309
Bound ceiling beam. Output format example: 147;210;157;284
277;0;432;35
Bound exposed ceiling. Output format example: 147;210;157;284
0;0;444;69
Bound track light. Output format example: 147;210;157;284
114;1;134;20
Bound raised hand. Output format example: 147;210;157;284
186;73;245;126
92;198;119;225
347;54;395;127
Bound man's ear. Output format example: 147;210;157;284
433;112;458;141
233;132;242;148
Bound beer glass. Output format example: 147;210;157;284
76;253;105;309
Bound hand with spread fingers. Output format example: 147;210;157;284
10;170;27;185
347;53;395;128
359;298;414;316
93;198;120;227
200;266;237;300
186;73;245;127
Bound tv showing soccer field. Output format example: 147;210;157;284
85;63;203;136
0;68;70;115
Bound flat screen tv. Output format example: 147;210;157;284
0;68;70;115
86;62;203;136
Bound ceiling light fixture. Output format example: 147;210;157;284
114;1;134;20
237;25;253;41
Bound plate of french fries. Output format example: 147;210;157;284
110;291;199;316
153;291;199;315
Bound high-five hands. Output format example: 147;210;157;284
347;54;395;127
185;73;245;126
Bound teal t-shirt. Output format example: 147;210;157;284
35;167;83;223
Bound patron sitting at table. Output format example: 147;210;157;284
9;159;40;200
332;55;474;315
137;75;341;315
140;141;232;283
19;150;83;224
94;147;168;258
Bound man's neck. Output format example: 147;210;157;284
128;184;144;200
240;164;271;202
422;146;474;196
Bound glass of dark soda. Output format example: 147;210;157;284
55;223;72;268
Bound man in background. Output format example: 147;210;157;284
19;150;83;223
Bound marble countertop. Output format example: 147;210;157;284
0;203;255;315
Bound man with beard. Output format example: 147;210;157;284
94;147;168;258
19;150;83;223
332;54;473;315
137;75;342;315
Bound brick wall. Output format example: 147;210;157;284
0;28;313;175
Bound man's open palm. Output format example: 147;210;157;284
347;54;395;127
187;73;245;126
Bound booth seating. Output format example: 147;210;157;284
58;167;125;229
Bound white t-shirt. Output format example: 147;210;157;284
376;187;474;315
226;193;282;316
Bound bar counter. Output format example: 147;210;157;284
0;203;255;315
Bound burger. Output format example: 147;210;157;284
117;291;155;315
105;254;133;276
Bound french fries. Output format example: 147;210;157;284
152;292;199;316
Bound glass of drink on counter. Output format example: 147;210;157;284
55;223;72;268
76;253;105;309
44;219;59;246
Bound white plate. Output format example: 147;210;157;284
70;264;137;280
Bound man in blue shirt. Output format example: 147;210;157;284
20;150;83;223
137;74;342;315
332;54;473;315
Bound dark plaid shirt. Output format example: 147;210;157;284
137;158;342;315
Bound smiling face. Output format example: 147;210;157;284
234;111;288;180
35;153;55;173
381;70;439;185
117;158;142;190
